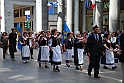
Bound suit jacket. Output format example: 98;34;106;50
120;33;124;62
85;33;104;56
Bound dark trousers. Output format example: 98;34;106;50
9;45;16;59
10;52;14;59
30;48;33;55
88;55;100;76
2;46;8;55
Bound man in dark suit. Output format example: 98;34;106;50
85;25;104;78
120;32;124;83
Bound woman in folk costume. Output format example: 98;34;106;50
102;34;117;69
20;32;30;63
28;32;35;59
38;31;49;68
63;32;74;67
74;31;87;71
48;29;62;72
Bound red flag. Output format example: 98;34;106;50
91;0;96;9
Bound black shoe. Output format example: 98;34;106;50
39;63;41;67
3;55;5;59
103;66;109;69
53;68;56;72
66;64;70;67
112;66;117;70
94;75;101;78
45;65;49;68
56;66;60;72
76;67;80;70
12;58;15;61
88;72;91;76
31;57;34;59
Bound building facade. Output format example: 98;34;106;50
0;0;123;33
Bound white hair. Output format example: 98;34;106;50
75;31;80;37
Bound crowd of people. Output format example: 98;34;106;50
0;26;124;82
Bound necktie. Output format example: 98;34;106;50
96;34;98;42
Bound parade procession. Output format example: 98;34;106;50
0;0;124;83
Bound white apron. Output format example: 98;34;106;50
65;49;72;60
40;46;49;61
22;45;30;57
105;49;114;64
77;49;84;64
52;45;62;62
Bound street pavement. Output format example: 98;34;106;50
0;48;122;83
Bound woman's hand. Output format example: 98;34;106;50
80;39;87;43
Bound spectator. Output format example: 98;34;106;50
120;32;124;83
0;32;9;59
111;32;117;49
117;30;121;45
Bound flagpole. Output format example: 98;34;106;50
93;6;96;26
92;0;96;27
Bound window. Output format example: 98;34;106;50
54;7;58;14
14;10;19;17
23;7;30;16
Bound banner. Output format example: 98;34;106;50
85;0;90;9
48;2;58;14
61;22;71;44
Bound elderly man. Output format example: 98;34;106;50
85;25;104;78
120;32;124;83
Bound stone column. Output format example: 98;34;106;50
36;0;48;32
42;0;48;31
57;0;64;32
82;1;86;32
67;0;73;31
109;0;120;32
74;0;79;32
94;0;103;30
33;5;36;32
4;0;14;33
36;0;42;32
0;0;5;32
